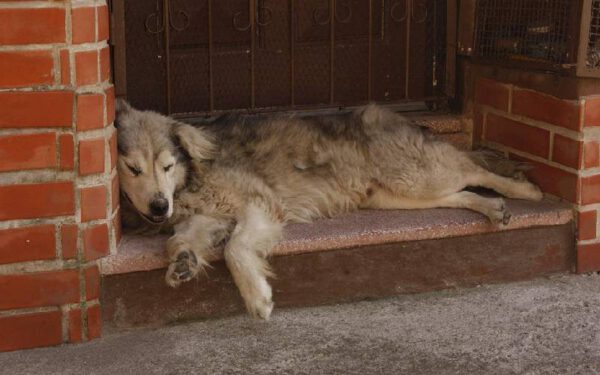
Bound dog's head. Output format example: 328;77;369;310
115;100;215;225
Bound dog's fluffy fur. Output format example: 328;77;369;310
116;101;543;319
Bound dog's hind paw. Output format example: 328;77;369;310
165;250;200;288
486;198;511;226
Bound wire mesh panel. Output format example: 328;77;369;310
578;0;600;77
588;0;600;68
120;0;447;117
474;0;576;69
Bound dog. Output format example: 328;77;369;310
115;100;543;319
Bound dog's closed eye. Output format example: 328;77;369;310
127;164;142;176
164;164;174;172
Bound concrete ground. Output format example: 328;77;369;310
2;274;600;375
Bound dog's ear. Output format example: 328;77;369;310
114;99;133;129
171;122;216;161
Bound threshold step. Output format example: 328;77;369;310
101;199;574;329
101;199;572;276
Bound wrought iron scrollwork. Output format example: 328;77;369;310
169;8;190;31
411;0;427;23
144;0;190;34
390;1;407;22
233;4;273;31
390;0;428;24
145;11;163;34
312;0;353;26
313;6;330;25
257;6;273;26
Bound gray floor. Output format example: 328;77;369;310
3;274;600;375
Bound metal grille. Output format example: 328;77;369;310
584;0;600;71
119;0;447;117
474;0;574;68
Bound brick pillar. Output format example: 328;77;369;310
473;78;600;273
0;0;118;351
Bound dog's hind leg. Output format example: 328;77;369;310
362;189;511;225
466;168;543;201
165;215;232;288
224;204;283;320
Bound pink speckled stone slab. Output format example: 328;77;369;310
100;199;573;275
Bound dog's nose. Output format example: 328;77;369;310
149;198;169;216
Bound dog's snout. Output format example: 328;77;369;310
149;198;169;216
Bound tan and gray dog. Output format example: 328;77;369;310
115;100;543;319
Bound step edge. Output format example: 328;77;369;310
100;207;573;276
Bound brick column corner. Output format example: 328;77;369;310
472;77;600;274
0;0;118;352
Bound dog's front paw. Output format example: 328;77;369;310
165;250;199;288
242;277;274;320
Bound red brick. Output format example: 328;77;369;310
0;8;66;45
69;308;83;343
85;266;100;300
0;225;55;264
579;210;597;241
0;270;80;310
79;138;106;175
0;181;75;221
0;133;57;172
512;89;581;131
71;7;96;44
485;114;550;158
0;311;62;352
100;47;111;82
109;130;118;170
81;185;107;222
0;50;54;88
584;141;600;169
59;134;75;170
581;175;600;205
61;224;78;260
578;243;600;273
60;49;71;85
552;135;582;169
98;5;110;42
83;223;109;261
0;91;74;128
106;86;116;125
510;154;580;203
77;94;104;130
475;78;510;111
87;305;102;340
585;97;600;127
111;174;120;213
75;50;98;86
113;209;122;245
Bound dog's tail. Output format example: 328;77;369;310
469;149;532;179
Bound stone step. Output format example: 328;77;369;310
101;199;574;329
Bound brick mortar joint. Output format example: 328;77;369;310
478;104;584;141
0;2;66;9
0;81;111;93
479;77;582;106
480;140;580;176
0;42;109;52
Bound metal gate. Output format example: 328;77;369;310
111;0;448;117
